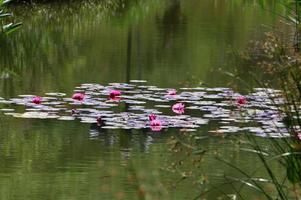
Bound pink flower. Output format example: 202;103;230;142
236;96;247;106
149;114;157;121
109;90;121;100
32;96;42;104
297;132;301;141
172;102;185;114
150;119;162;132
167;89;177;96
72;93;85;101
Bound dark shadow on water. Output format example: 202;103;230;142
156;0;185;49
89;122;173;153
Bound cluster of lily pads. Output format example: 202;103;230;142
0;81;291;136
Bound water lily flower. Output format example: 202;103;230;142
167;89;177;96
297;132;301;141
150;119;162;132
236;96;247;106
72;93;85;101
172;102;185;114
149;114;157;121
32;96;42;104
109;90;121;100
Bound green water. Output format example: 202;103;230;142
0;0;288;199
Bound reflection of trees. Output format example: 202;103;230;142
89;124;157;153
0;118;178;199
0;0;289;96
156;0;184;49
126;26;132;83
0;0;168;98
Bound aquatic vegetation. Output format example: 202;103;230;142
0;1;297;200
0;81;292;136
148;113;157;121
71;108;79;115
149;113;162;131
72;93;85;101
236;96;247;107
297;132;301;141
0;0;22;34
32;96;42;104
172;103;185;114
167;89;177;96
109;90;121;101
150;119;162;132
96;116;104;126
198;32;301;200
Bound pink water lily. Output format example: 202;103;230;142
72;93;85;101
32;96;42;104
297;132;301;141
172;102;185;114
149;114;157;121
150;119;162;132
109;90;121;100
236;96;247;106
167;89;177;96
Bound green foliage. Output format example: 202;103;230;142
164;1;301;196
218;29;301;199
220;32;301;199
0;0;21;35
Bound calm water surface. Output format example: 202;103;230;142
0;0;288;199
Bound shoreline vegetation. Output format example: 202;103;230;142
2;0;301;199
167;1;301;199
0;0;21;35
167;31;301;199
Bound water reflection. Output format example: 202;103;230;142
0;0;291;199
0;0;287;97
157;0;185;49
89;125;160;153
0;111;284;199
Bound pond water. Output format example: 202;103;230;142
0;0;289;199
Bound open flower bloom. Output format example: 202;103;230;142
72;93;85;101
149;114;157;121
167;89;177;96
109;90;121;100
150;119;162;132
32;96;42;104
236;96;247;106
172;102;185;114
